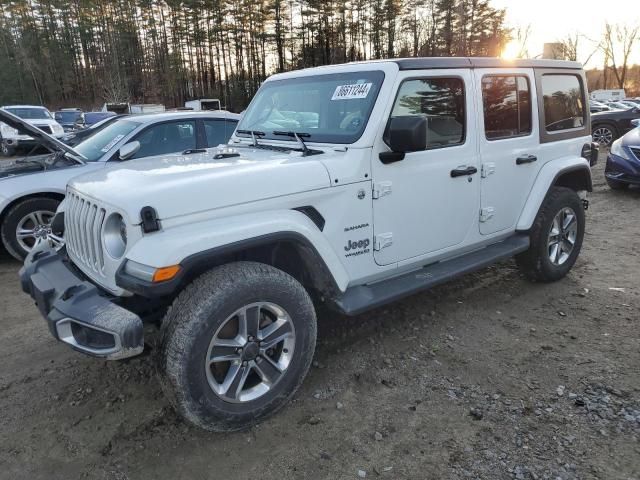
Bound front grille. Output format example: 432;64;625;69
630;147;640;162
65;191;107;277
35;125;53;134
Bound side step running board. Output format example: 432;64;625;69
335;234;530;316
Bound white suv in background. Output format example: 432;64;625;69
0;105;65;156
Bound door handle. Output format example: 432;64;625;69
450;166;478;178
516;154;537;165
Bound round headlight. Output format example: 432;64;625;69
103;213;127;259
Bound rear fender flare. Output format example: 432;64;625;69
517;157;591;231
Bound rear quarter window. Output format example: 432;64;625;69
541;74;585;132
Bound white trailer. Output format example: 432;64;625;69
590;89;626;102
129;104;165;114
184;99;222;111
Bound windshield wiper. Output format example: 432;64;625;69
236;129;265;146
272;131;315;156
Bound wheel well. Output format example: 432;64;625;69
180;238;339;301
554;167;592;193
0;192;64;225
592;121;618;134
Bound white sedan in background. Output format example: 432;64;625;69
0;109;240;260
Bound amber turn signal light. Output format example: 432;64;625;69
152;265;181;283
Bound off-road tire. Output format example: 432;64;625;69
605;177;628;190
158;261;317;432
516;187;585;282
1;197;60;261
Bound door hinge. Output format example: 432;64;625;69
479;207;495;222
374;233;393;251
372;181;392;199
481;162;496;178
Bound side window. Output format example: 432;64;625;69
482;75;532;140
388;77;465;149
132;120;197;159
204;119;238;147
541;75;585;132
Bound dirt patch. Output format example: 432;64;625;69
1;153;639;480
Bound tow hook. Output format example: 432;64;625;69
582;199;589;211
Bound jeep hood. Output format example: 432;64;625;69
68;148;332;221
0;109;86;162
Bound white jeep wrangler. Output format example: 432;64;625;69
20;58;597;431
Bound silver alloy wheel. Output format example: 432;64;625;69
547;207;578;266
15;210;55;253
205;302;296;403
592;127;613;146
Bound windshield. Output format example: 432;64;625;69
5;107;51;120
237;71;385;144
55;111;82;123
73;119;139;161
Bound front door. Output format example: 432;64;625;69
372;70;480;266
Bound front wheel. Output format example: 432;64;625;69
516;187;585;282
1;197;59;260
159;261;317;431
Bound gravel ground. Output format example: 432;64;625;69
0;152;639;480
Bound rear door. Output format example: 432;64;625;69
475;68;540;235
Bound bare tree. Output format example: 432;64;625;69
600;22;640;90
513;24;532;58
558;33;599;65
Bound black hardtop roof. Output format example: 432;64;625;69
394;57;583;71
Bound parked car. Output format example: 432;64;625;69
623;98;640;105
83;111;116;127
54;108;85;132
0;110;240;260
605;101;632;110
62;114;127;147
20;57;596;432
604;118;640;190
591;104;640;146
589;100;610;113
0;105;65;156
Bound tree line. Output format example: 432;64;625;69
0;0;510;111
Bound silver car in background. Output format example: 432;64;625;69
0;110;240;260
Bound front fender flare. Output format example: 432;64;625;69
517;157;591;231
118;210;349;296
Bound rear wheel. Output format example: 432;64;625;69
516;187;585;282
1;197;59;260
592;123;617;146
159;261;317;431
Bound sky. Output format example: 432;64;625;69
491;0;640;68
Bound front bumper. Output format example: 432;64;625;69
605;153;640;185
19;245;144;360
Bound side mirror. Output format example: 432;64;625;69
380;116;428;164
118;141;140;160
631;119;640;128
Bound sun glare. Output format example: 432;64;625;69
501;40;521;59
